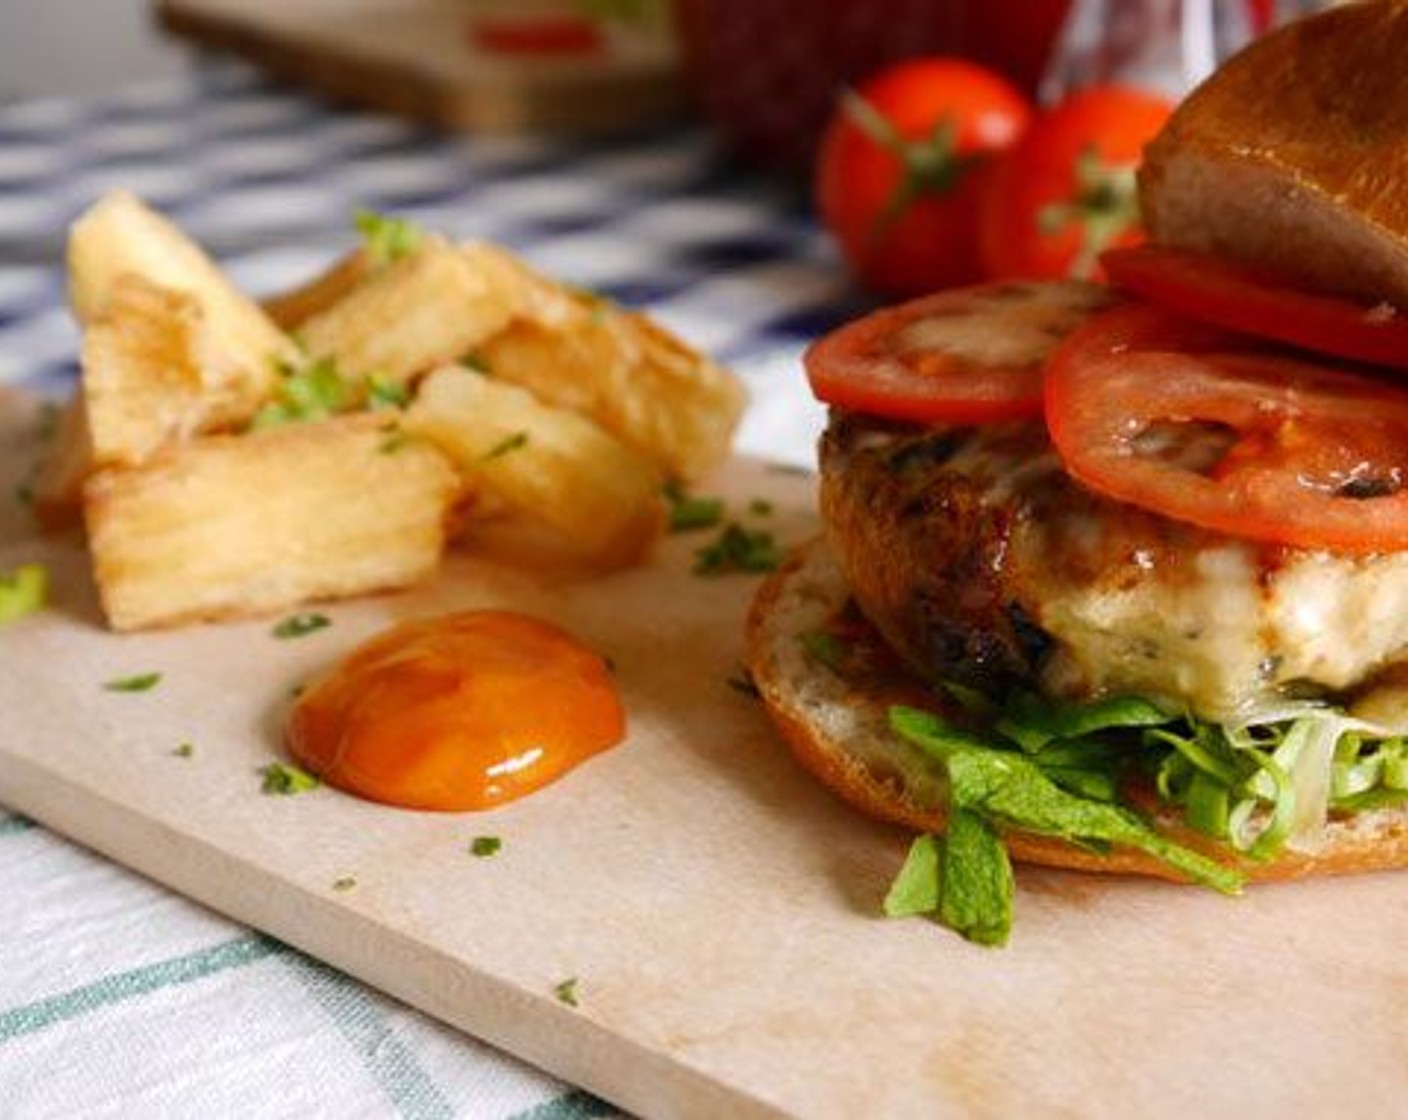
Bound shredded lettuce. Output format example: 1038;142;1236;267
882;817;1013;947
996;692;1169;753
880;680;1408;944
883;835;942;918
1151;705;1402;858
935;808;1013;947
893;707;1243;896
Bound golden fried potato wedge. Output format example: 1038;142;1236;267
84;414;459;630
82;275;261;467
297;237;516;386
405;366;666;568
468;249;746;480
67;191;295;406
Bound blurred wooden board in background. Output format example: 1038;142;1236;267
157;0;688;134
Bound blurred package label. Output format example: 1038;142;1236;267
462;0;677;62
1042;0;1335;101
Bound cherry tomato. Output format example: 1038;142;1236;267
1045;303;1408;553
816;59;1032;297
978;86;1172;281
804;280;1111;424
1102;244;1408;373
288;611;625;811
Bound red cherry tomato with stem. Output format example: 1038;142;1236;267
979;85;1172;281
816;59;1032;297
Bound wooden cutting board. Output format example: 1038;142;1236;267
156;0;686;134
4;389;1408;1119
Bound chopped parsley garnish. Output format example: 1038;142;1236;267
366;373;410;410
36;402;61;443
354;208;423;266
273;612;331;639
0;563;47;626
251;356;351;429
554;978;580;1007
692;523;781;575
470;836;502;858
173;743;195;759
567;284;610;326
800;630;848;673
261;762;321;795
459;351;491;374
664;481;724;532
104;672;161;693
748;498;773;517
332;876;358;892
379;431;411;455
483;431;529;461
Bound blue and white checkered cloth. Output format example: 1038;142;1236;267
0;59;859;1118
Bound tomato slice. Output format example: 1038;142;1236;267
1045;303;1408;553
804;281;1111;424
1102;245;1408;373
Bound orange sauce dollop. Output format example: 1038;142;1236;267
287;611;625;811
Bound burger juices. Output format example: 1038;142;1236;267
747;1;1408;944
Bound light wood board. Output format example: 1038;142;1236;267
3;391;1408;1118
156;0;686;134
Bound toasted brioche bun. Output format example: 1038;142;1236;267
1140;0;1408;307
747;539;1408;884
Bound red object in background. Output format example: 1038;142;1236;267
675;0;1070;172
978;85;1172;280
471;14;605;56
815;59;1031;296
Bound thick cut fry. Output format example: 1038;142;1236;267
84;415;459;630
67;191;294;409
405;367;666;568
261;248;372;331
30;392;92;529
466;245;746;480
82;275;257;467
298;237;517;386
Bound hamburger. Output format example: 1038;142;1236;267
746;0;1408;945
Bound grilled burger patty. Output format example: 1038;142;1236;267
820;410;1408;721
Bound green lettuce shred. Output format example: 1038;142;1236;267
877;671;1408;944
892;706;1243;898
883;834;941;919
936;808;1013;947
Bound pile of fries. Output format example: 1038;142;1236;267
34;192;746;630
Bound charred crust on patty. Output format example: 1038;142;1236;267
820;412;1053;694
